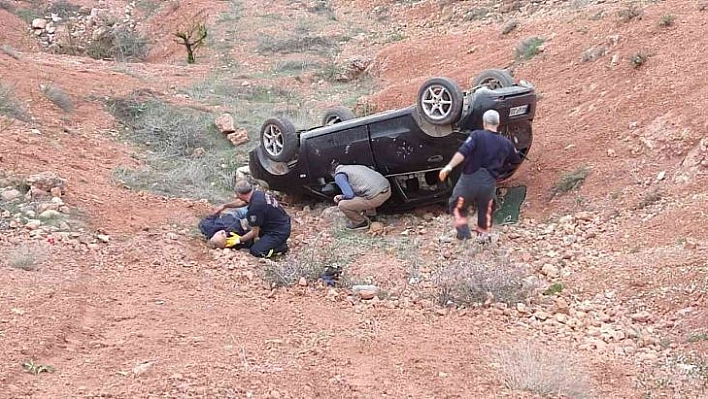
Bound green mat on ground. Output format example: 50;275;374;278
493;186;527;225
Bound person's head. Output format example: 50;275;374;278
482;109;500;132
208;230;228;249
328;159;341;177
234;179;254;202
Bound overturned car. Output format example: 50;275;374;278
248;69;537;210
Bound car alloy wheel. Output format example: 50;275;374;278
420;84;455;122
262;123;284;158
259;117;298;162
416;77;463;126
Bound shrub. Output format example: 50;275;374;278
313;61;348;83
263;242;341;287
0;1;14;12
495;342;595;398
0;84;29;121
552;165;590;195
0;44;20;60
272;60;321;75
217;0;243;22
46;0;81;18
87;25;149;62
618;3;643;22
8;244;47;271
631;52;649;68
636;188;663;209
434;249;533;306
580;45;606;62
659;14;675;27
464;7;490;21
515;37;545;60
307;0;336;20
41;84;74;113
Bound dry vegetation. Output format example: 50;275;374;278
495;342;595;398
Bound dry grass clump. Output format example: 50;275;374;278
7;244;49;271
618;3;643;22
552;165;590;195
495;342;595;398
434;248;534;306
631;52;649;69
41;84;74;113
0;44;21;60
86;25;149;62
515;37;545;60
0;84;28;121
658;14;675;27
263;232;347;288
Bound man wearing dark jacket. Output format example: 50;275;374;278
438;110;522;242
213;180;291;257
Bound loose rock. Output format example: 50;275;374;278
214;113;236;133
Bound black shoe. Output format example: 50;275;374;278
345;219;370;231
455;225;472;240
264;244;289;258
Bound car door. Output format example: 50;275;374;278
301;124;375;182
368;111;463;175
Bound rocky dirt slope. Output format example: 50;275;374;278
1;0;706;397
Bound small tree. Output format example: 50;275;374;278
174;19;208;64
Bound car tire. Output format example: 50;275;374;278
416;77;464;126
472;69;515;90
322;106;356;125
259;117;298;162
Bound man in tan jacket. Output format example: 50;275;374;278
332;164;391;230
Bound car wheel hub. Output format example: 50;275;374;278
421;84;453;121
262;124;284;156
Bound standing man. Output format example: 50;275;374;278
213;180;291;257
332;163;391;230
438;110;522;242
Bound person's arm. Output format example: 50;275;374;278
239;226;260;243
506;144;523;166
212;198;247;215
439;132;476;181
334;173;355;200
439;152;466;181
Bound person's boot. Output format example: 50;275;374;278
345;219;370;231
365;209;378;222
455;225;472;240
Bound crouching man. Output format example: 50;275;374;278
332;163;391;230
211;180;291;258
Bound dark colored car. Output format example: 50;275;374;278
248;69;537;210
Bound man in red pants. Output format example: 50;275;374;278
438;110;522;243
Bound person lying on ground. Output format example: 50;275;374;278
199;211;250;249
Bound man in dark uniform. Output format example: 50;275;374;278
213;180;291;257
438;110;522;242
